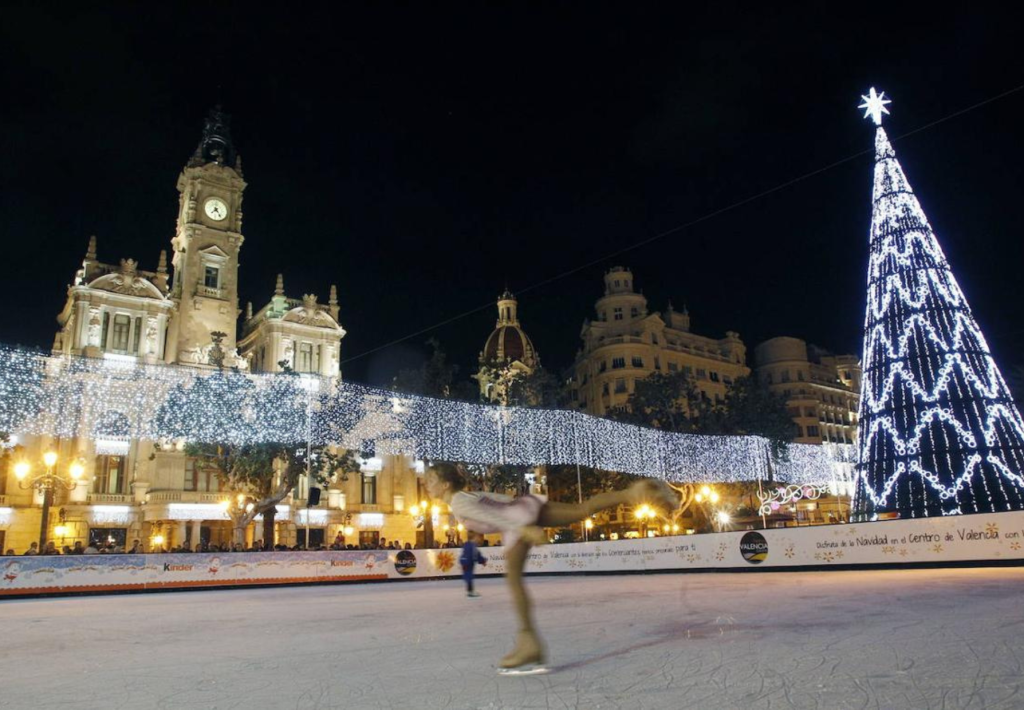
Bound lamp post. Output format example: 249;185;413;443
694;485;721;533
634;504;658;538
409;501;437;548
14;451;84;549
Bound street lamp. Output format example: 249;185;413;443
694;485;721;533
409;503;437;548
633;504;658;537
14;451;84;549
583;517;594;542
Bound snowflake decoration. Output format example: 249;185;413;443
434;551;455;572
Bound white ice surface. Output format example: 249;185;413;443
2;567;1023;709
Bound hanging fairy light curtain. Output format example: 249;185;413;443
0;345;849;484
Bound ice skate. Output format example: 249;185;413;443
496;662;549;676
497;631;547;675
467;590;481;598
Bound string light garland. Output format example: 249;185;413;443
0;345;853;485
853;89;1024;519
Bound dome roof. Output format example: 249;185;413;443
482;325;536;364
479;290;539;367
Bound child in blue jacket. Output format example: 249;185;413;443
460;533;487;597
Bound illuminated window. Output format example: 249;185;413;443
93;455;126;495
184;458;197;491
297;342;314;372
100;312;110;348
362;473;377;505
131;317;141;354
111;315;131;353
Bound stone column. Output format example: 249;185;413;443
176;521;187;549
190;520;202;550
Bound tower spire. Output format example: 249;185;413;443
853;89;1024;519
329;284;339;320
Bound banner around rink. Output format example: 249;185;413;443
3;511;1024;597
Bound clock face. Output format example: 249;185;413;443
204;198;228;221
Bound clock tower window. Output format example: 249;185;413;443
204;266;220;289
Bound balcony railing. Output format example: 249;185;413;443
147;491;227;504
88;493;131;504
198;285;223;299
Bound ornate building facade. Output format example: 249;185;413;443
0;109;429;554
569;267;750;417
753;337;861;445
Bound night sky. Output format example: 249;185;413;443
2;5;1022;387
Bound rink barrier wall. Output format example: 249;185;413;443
3;511;1024;598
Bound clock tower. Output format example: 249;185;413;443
167;107;247;366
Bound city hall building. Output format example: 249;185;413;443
0;109;430;554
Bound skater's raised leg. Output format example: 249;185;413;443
537;478;678;527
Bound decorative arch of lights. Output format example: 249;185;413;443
0;346;853;486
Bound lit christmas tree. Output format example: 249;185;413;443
853;88;1024;518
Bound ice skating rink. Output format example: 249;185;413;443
4;567;1023;710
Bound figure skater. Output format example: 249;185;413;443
460;532;488;597
425;463;678;674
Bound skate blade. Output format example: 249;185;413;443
497;664;549;676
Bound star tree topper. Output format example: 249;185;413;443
859;87;892;125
